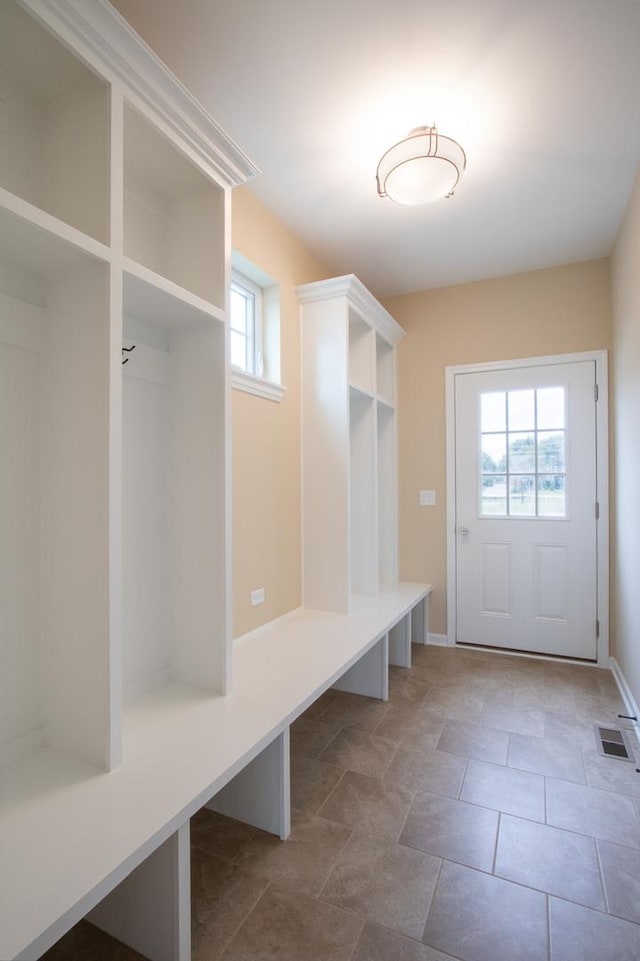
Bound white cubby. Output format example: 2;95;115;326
0;213;113;771
377;401;398;587
123;104;225;308
0;0;254;815
0;0;110;244
122;272;229;704
376;333;395;405
348;308;374;393
298;275;404;613
350;390;377;595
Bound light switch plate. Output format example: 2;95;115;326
251;588;265;606
419;490;436;506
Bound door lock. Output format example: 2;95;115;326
459;527;469;535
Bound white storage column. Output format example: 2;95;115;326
297;275;404;614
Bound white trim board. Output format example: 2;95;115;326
445;350;609;666
610;657;640;749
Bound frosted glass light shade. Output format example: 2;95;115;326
376;125;466;205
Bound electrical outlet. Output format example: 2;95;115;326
251;587;265;606
419;490;436;506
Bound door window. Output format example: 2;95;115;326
480;387;566;518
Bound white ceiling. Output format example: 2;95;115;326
111;0;640;298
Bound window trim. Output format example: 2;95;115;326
230;258;284;402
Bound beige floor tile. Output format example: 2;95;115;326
459;758;545;821
420;689;485;722
318;690;390;733
495;814;605;909
374;705;444;748
388;675;433;710
598;839;640;924
385;745;467;798
549;896;640;961
302;689;338;719
190;809;256;861
508;732;587;783
478;701;545;737
436;720;510;765
352;922;455;961
423;860;547;961
318;769;415;839
290;715;341;759
219;885;363;961
321;831;441;940
400;791;498;871
543;711;596;750
546;778;640;847
39;921;146;961
318;726;399;777
234;809;351;895
290;755;344;814
583;747;640;797
191;849;269;961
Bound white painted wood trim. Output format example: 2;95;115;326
445;350;609;662
427;633;449;647
231;367;285;402
295;274;405;346
21;0;259;187
610;657;640;748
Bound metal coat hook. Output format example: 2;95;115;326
122;344;136;365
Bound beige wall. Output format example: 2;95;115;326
231;186;330;636
611;169;640;703
383;260;612;637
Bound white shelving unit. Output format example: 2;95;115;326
0;0;257;797
297;274;404;613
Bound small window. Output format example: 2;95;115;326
230;254;284;402
230;271;262;377
480;387;567;518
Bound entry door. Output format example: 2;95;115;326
455;360;598;659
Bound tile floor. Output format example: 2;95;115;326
43;644;640;961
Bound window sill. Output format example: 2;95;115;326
231;367;285;403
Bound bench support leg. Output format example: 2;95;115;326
411;595;430;646
206;729;291;840
87;823;190;961
333;633;389;700
389;614;411;668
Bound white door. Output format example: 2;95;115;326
455;359;598;659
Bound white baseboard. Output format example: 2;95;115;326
610;656;640;748
427;633;449;647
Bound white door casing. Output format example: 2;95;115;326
446;352;609;665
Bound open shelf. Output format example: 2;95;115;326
123;104;225;309
377;402;398;588
0;242;113;773
0;0;110;245
348;308;374;394
376;334;395;406
349;391;377;596
122;285;229;711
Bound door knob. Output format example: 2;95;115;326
459;527;469;535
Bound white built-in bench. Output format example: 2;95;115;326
0;583;431;961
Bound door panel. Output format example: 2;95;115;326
455;360;597;660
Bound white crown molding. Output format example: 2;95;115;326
295;274;405;346
22;0;260;187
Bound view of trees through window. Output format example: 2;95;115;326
480;388;566;517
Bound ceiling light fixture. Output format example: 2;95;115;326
376;124;466;205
